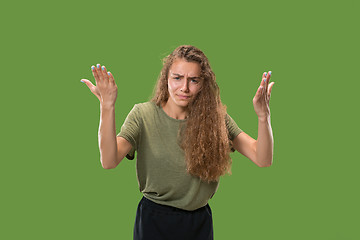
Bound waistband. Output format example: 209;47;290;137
141;196;208;214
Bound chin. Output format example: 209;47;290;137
177;102;189;107
174;100;189;107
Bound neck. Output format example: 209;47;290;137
162;101;188;120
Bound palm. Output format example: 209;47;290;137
253;71;275;119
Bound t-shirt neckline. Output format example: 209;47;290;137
156;102;187;122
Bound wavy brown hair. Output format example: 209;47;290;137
151;45;232;183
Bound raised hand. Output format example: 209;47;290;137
81;64;118;107
253;71;275;119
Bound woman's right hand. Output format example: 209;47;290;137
81;64;118;107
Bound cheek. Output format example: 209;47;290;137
167;82;176;97
167;80;174;92
191;85;202;95
168;80;180;92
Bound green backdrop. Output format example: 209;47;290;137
1;0;359;239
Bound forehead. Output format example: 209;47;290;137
169;59;201;77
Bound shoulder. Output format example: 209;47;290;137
133;101;158;114
224;111;243;140
129;101;160;120
224;112;235;127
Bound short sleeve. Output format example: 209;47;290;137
225;113;243;141
117;104;142;160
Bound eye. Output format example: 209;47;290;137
191;79;199;84
174;77;180;80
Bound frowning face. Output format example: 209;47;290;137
166;58;203;110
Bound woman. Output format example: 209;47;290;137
81;45;274;240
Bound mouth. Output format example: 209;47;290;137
177;94;191;99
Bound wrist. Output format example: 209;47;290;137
258;115;270;122
100;102;115;110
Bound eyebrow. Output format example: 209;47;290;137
171;73;201;79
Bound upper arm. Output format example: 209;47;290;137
116;136;133;165
115;104;142;164
232;132;259;167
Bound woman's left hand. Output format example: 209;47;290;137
253;71;275;119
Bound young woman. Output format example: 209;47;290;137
81;45;274;240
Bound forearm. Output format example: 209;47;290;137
256;116;274;167
98;104;119;169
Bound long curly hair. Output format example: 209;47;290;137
151;45;232;183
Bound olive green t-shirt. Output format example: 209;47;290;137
117;101;242;211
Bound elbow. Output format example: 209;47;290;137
260;163;272;168
259;159;273;168
101;159;117;169
253;156;273;167
102;165;115;169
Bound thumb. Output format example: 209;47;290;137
80;79;96;91
80;79;101;101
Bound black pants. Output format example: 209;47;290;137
134;196;214;240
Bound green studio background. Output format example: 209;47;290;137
1;0;359;239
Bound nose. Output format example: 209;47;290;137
180;79;190;92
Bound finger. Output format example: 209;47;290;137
263;72;268;94
101;65;110;84
263;71;269;94
107;71;115;85
267;71;272;82
260;72;267;88
265;71;272;93
91;65;99;84
267;82;275;99
93;64;102;84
